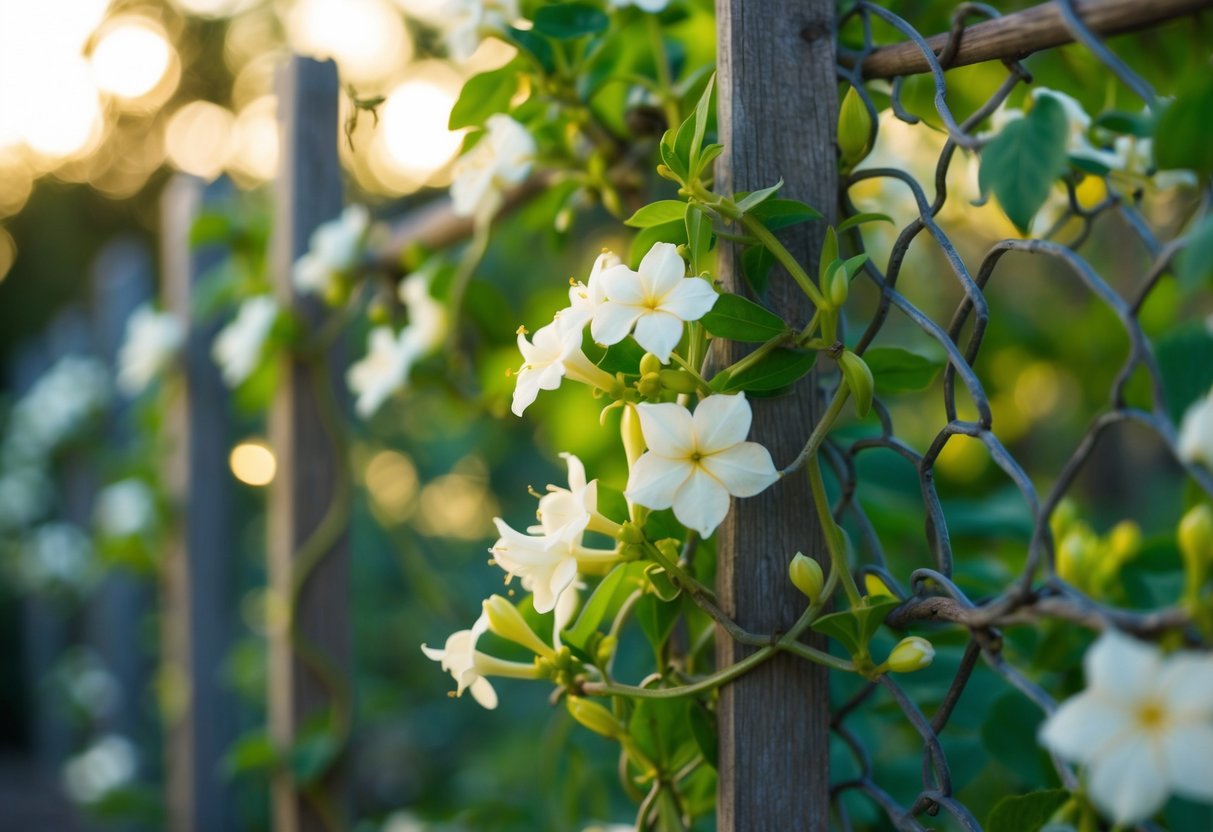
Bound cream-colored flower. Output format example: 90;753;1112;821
556;251;621;333
1179;388;1213;469
511;320;615;417
1039;630;1213;824
212;295;278;388
451;114;534;223
346;327;420;418
532;452;620;544
292;204;371;297
442;0;519;62
490;519;619;614
590;242;717;363
116;305;183;395
625;394;779;538
420;612;541;709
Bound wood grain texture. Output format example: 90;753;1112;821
269;57;349;832
855;0;1213;78
715;1;836;829
162;174;240;832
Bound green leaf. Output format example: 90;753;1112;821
222;731;279;778
689;73;715;174
864;347;944;393
532;3;608;39
986;789;1070;832
835;212;893;234
700;293;788;342
981;692;1049;787
741;245;774;295
688;702;718;769
644;562;681;602
625;200;688;228
190;212;232;248
449;62;521;129
1154;323;1213;422
713;348;816;393
660;135;687;180
630;219;687;269
507;26;555;73
748;199;822;231
1176;214;1213;294
1093;110;1154;138
734;180;784;215
1155;74;1213;176
597;338;646;374
629;698;691;769
818;226;838;287
635;593;680;654
979;94;1070;232
810;609;862;655
684;204;713;275
561;562;648;657
290;726;339;786
464;279;515;342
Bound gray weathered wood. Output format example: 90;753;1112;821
161;174;239;832
268;56;349;832
714;2;837;829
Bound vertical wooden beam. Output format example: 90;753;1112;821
161;174;239;832
269;56;348;832
714;2;838;830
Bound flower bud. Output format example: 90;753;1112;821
1180;504;1213;571
659;369;699;394
838;85;874;168
838;351;874;419
567;696;624;739
1107;520;1141;564
827;264;850;309
483;595;553;658
789;552;824;603
621;403;646;469
639;353;663;376
637;372;663;397
886;636;934;673
864;573;896;600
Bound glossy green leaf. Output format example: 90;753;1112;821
561;562;648;656
986;790;1070;832
978;94;1069;232
684;204;713;274
864;347;944;393
532;3;608;39
734;180;784;214
507;26;555;73
448;62;521;129
748;198;822;231
1155;74;1213;175
625;200;688;228
1176;214;1213;294
741;245;774;296
700;293;788;342
1093;110;1154;138
713;348;816;393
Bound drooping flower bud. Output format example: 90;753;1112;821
483;595;554;659
789;552;825;604
839;351;874;419
567;696;624;739
838;85;874;169
1179;504;1213;571
886;636;934;673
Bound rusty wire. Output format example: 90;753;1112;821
827;3;1209;829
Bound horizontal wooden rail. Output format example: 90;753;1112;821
853;0;1213;78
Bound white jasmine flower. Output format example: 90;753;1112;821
442;0;519;62
532;452;620;544
94;479;157;538
398;267;449;354
1039;630;1213;825
1110;136;1198;190
0;466;52;531
116;305;183;395
490;519;618;613
590;242;718;363
347;327;420;418
1179;388;1213;469
10;357;110;454
625;394;779;538
62;734;137;805
451;114;535;223
556;250;621;333
511;320;615;417
212;295;278;388
420;612;540;709
293;204;371;297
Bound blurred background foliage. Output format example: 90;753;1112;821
0;0;1211;829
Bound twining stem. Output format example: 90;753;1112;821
718;331;791;378
739;214;828;309
668;352;713;393
782;384;851;477
584;646;775;699
807;452;864;609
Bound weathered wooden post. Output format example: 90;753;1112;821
714;2;838;829
161;173;239;832
268;56;349;831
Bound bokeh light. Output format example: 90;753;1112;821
230;95;279;184
165;100;236;180
286;0;413;86
0;227;16;282
229;440;277;486
368;62;465;193
89;18;174;100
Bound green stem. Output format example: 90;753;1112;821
668;352;712;393
583;646;776;699
781;385;851;476
445;220;491;354
718;332;791;378
740;214;828;309
807;452;863;609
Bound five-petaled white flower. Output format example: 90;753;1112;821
116;304;183;395
556;251;621;333
490;518;618;614
590;242;717;363
1039;630;1213;825
1178;387;1213;469
511;320;615;417
625;394;779;538
532;453;620;544
212;295;278;388
442;0;519;62
292;204;371;297
451;114;535;224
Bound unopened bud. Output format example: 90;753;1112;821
886;636;934;673
621;403;646;468
838;85;874;168
659;369;699;394
567;696;624;739
1180;504;1213;571
637;371;663;397
839;351;874;419
639;353;663;375
483;595;553;658
828;263;850;309
864;573;896;600
1107;520;1141;563
789;552;824;603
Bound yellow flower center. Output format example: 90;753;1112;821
1136;700;1167;731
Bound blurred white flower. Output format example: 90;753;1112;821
9;356;110;456
212;295;278;387
1179;388;1213;469
511;320;614;417
421;612;541;709
293;204;372;297
442;0;519;62
0;465;52;531
556;250;621;333
591;242;717;363
94;478;157;538
451;114;535;223
1110;136;1198;190
347;327;420;418
626;394;779;538
398;267;449;355
116;304;183;395
1039;630;1213;825
63;734;137;805
20;522;95;592
381;811;426;832
490;518;618;613
609;0;668;10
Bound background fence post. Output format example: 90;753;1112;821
714;2;838;829
268;56;348;832
161;173;239;832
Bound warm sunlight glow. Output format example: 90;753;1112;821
90;19;174;100
373;63;465;191
231;95;279;183
19;58;103;159
229;441;276;487
165;101;236;180
286;0;412;85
